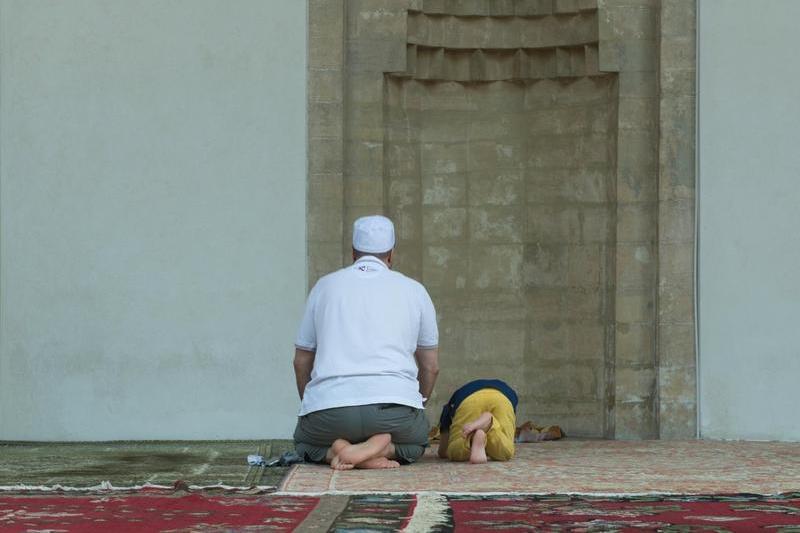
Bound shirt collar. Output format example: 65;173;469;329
354;255;389;271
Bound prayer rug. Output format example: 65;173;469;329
3;492;799;531
0;491;317;532
279;440;800;495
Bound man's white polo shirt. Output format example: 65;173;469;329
294;256;438;416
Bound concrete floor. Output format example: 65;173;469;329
0;440;294;489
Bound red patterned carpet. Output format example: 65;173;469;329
2;492;800;531
0;491;317;532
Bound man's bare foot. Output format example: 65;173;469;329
329;439;355;470
337;433;392;466
469;428;488;464
331;454;355;470
357;456;401;469
462;412;493;438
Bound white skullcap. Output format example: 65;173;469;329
353;215;395;254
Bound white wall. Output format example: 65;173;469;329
698;0;800;440
0;1;307;440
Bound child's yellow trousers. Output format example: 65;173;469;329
446;388;516;461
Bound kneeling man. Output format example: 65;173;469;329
293;215;439;469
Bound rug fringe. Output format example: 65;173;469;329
400;492;450;533
0;481;275;493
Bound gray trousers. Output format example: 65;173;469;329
294;403;429;464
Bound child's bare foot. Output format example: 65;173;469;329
337;433;392;466
462;412;493;438
469;429;488;464
357;456;400;469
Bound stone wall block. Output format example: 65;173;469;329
515;398;605;438
662;0;696;38
658;285;694;325
422;173;467;206
420;113;471;142
469;206;526;243
567;244;603;288
346;103;385;142
659;102;696;199
309;102;344;138
386;143;418;178
491;0;517;17
444;290;528;322
423;244;469;290
603;6;657;40
345;174;384;206
387;176;421;211
618;166;657;202
421;141;468;173
529;319;568;358
527;205;581;244
469;244;524;289
440;16;481;48
616;322;654;365
658;365;696;404
556;47;573;77
422;81;476;110
524;243;569;288
347;38;406;74
617;243;655;289
658;242;693;283
527;49;558;79
585;44;600;75
598;39;622;72
568;322;606;360
309;69;343;103
617;202;656;243
422;207;468;242
308;242;346;287
660;35;695;70
308;206;345;243
617;71;657;97
390;205;422;241
616;39;658;72
347;0;408;40
659;400;696;439
526;362;601;400
421;0;446;14
485;51;518;80
616;367;656;402
659;199;694;244
527;287;565;321
515;0;555;17
310;35;345;69
661;68;696;97
658;323;696;368
470;171;525;206
617;128;657;169
345;140;384;178
309;138;344;174
563;287;603;319
465;320;527;364
616;288;655;323
579;205;613;243
614;400;657;439
618;96;658;130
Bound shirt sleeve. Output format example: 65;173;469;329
417;286;439;349
294;284;319;351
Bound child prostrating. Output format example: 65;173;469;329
437;379;518;463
